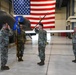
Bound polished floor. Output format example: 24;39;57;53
0;36;76;75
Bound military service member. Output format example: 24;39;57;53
0;22;13;70
14;23;26;62
72;27;76;63
35;23;47;66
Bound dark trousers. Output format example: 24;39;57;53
16;43;24;58
38;45;45;60
1;46;8;67
73;43;76;57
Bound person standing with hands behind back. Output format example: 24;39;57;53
0;22;13;70
72;27;76;63
35;23;47;66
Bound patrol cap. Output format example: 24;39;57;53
39;22;43;27
2;22;7;24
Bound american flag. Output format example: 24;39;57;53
12;0;56;28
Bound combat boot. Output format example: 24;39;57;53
20;57;23;61
18;57;23;62
37;61;41;65
37;60;45;66
72;56;76;63
1;66;10;70
72;60;76;63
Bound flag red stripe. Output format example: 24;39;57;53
31;7;55;11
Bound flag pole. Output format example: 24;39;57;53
15;22;19;59
16;29;18;59
33;12;48;29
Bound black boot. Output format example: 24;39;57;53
72;60;76;63
18;58;21;62
18;57;20;61
37;61;41;65
20;57;23;61
72;56;76;63
18;57;23;62
1;66;10;70
37;59;45;66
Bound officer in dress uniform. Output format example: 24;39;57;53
0;22;13;70
72;27;76;63
35;23;47;66
14;22;26;62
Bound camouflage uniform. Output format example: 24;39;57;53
14;30;26;60
0;28;13;67
35;28;47;60
72;33;76;57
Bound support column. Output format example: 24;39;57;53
72;0;74;29
0;0;1;9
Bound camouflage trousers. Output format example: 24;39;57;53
1;46;8;67
73;43;76;57
16;43;24;58
38;45;46;60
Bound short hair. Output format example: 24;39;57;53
19;22;24;25
2;22;8;26
2;22;7;24
39;22;43;27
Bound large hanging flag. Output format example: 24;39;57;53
12;0;56;28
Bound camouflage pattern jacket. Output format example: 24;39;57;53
14;30;26;44
35;28;47;46
72;33;76;44
0;28;13;47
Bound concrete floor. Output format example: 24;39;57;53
0;36;76;75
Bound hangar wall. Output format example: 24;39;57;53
54;7;66;30
51;7;66;36
1;0;9;12
74;0;76;16
0;0;12;14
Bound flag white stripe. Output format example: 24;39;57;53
31;24;55;26
31;5;55;9
30;19;55;22
31;1;56;4
39;15;55;18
